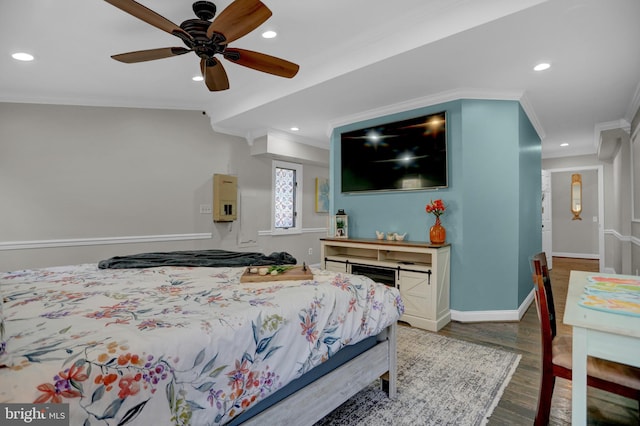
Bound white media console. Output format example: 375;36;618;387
320;238;451;332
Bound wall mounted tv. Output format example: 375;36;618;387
340;111;447;193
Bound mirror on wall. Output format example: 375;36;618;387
571;173;582;220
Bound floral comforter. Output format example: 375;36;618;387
0;264;403;425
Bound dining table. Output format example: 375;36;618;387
563;270;640;424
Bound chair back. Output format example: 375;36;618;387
531;256;555;365
530;252;557;338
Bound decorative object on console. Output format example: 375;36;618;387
376;231;385;240
394;233;406;241
329;209;348;238
426;199;446;244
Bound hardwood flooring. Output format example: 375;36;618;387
436;257;639;425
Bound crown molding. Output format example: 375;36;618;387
326;88;546;141
626;81;640;123
593;119;631;152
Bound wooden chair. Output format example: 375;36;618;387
530;252;640;425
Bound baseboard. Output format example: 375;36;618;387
551;251;599;260
450;288;535;322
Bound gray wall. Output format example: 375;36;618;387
543;132;635;274
0;102;329;271
551;170;598;256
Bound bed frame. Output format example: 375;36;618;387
243;323;397;425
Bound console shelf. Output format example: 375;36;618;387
320;238;451;331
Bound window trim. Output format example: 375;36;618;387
271;160;303;235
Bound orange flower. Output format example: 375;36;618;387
300;315;318;344
34;383;80;403
117;374;141;399
117;353;132;365
34;365;87;404
425;199;446;217
59;363;89;382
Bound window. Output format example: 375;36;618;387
272;160;303;234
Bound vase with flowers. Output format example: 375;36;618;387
425;199;446;244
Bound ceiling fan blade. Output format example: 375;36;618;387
104;0;192;41
206;0;272;44
223;48;299;78
200;58;230;91
111;47;191;63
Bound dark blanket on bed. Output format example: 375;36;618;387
98;250;297;269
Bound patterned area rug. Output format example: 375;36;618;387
315;325;521;426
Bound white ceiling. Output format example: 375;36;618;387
1;0;639;159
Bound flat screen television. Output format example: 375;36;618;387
340;111;447;193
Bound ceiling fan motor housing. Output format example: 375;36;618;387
192;1;217;21
180;19;225;59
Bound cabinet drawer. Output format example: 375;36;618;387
325;260;348;273
398;270;434;319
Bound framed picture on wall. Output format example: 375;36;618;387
315;177;330;213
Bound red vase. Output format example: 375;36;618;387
429;216;446;244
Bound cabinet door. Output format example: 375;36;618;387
398;270;434;320
325;260;348;273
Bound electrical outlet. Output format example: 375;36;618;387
308;248;313;255
200;204;212;214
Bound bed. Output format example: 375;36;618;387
0;254;403;425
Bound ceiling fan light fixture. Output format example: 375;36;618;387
534;62;551;71
12;52;34;62
192;75;204;81
290;127;299;131
560;143;569;147
262;30;277;39
104;0;299;91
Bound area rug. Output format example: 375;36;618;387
315;325;521;426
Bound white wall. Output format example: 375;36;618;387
0;103;329;271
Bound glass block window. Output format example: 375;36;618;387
272;160;303;234
275;166;296;228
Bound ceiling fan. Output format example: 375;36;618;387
104;0;300;91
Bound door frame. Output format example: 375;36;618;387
543;165;604;272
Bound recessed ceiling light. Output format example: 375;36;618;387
534;62;551;71
192;76;204;82
12;52;34;62
290;127;299;131
560;143;569;147
262;30;277;39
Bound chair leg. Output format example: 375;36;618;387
535;374;555;426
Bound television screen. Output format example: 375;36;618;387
340;112;447;193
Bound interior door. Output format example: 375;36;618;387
541;170;553;269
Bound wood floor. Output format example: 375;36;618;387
437;257;639;425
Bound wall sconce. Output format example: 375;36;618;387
571;174;582;220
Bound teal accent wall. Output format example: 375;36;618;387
518;104;543;303
330;99;541;312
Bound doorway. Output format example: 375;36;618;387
542;165;604;271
